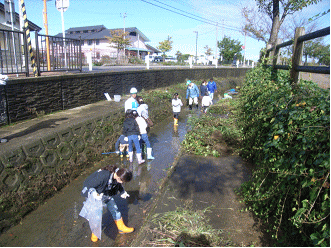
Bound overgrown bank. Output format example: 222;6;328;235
238;66;329;246
160;66;329;246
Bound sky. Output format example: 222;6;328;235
7;0;331;62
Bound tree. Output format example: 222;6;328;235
303;38;322;65
218;36;243;64
314;43;330;66
175;50;183;62
105;29;131;59
204;45;213;57
242;0;322;46
157;36;173;59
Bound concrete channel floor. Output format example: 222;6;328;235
0;96;272;247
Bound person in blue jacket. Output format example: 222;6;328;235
186;80;199;110
207;78;217;100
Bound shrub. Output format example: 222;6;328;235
238;65;330;246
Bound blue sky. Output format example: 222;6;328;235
9;0;331;61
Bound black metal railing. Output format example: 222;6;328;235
36;33;82;73
0;29;82;77
0;29;29;76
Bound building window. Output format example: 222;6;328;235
83;30;88;33
129;32;136;36
96;39;100;45
88;40;92;46
75;31;80;34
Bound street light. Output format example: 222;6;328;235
55;0;69;68
193;31;198;65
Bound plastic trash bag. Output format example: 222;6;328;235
79;189;105;240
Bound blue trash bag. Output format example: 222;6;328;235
79;189;105;240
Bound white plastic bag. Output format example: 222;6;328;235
79;189;105;240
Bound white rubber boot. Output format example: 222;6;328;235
136;153;145;164
147;148;155;160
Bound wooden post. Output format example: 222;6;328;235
291;27;305;85
273;38;282;68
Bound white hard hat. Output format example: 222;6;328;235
130;87;138;94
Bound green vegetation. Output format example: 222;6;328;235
183;99;242;157
238;65;330;246
180;67;329;246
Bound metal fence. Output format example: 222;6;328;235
0;28;29;75
264;26;330;83
0;29;82;77
36;33;82;73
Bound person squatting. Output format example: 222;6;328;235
79;165;133;242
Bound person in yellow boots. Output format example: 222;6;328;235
79;165;134;243
172;93;183;125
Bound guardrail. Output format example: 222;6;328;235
0;29;82;77
264;26;330;84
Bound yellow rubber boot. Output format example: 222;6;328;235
91;233;98;242
115;218;134;234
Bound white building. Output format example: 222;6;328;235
56;25;160;62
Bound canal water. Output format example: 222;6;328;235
0;108;196;247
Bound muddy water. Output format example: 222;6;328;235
0;109;193;247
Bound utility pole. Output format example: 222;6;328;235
121;12;127;58
215;22;218;68
193;31;198;65
43;0;51;70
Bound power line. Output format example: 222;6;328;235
150;0;219;26
140;0;241;31
166;0;242;31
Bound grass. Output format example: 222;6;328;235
147;204;224;247
183;96;242;157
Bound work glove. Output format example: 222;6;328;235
121;191;130;199
124;137;128;142
138;135;141;140
92;191;103;201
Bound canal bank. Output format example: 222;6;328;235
0;76;269;246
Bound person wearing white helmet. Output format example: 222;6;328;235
124;87;139;113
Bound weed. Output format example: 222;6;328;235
148;205;223;246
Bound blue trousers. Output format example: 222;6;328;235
106;197;121;220
140;133;151;148
128;135;141;153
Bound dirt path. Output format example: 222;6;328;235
300;72;330;89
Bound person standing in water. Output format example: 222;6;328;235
172;93;183;125
80;165;134;242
